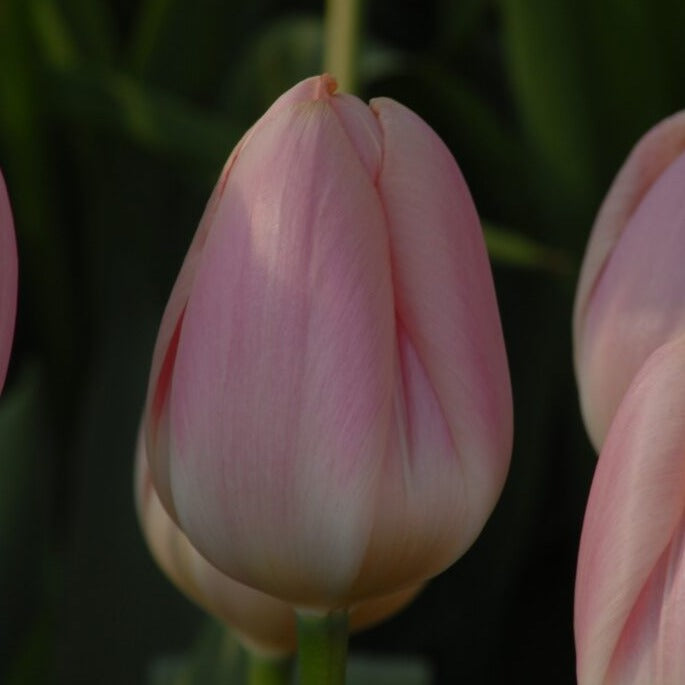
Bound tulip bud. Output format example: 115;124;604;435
573;111;685;450
135;431;422;655
144;74;512;608
575;335;685;685
0;170;18;395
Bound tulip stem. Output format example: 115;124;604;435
324;0;363;94
296;609;349;685
246;651;292;685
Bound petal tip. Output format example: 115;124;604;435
316;74;338;99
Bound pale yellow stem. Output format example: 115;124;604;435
323;0;363;94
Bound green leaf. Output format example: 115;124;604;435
483;222;574;275
126;0;272;99
577;0;670;183
48;64;240;176
27;0;80;69
498;0;599;208
31;0;115;64
0;0;81;435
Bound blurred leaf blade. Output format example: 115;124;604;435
26;0;115;68
0;0;79;394
127;0;175;75
483;222;574;275
498;0;598;208
29;0;81;69
125;0;272;99
49;64;241;175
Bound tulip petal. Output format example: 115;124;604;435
353;98;513;593
136;429;421;653
576;146;685;450
135;435;297;656
0;171;17;394
143;76;512;607
575;336;685;685
145;124;257;517
167;95;395;605
573;110;685;449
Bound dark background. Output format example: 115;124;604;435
1;0;684;683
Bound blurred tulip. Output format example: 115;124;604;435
0;170;18;394
144;74;512;608
135;431;422;655
575;335;685;685
573;111;685;450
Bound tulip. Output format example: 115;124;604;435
0;170;18;394
575;335;685;685
135;430;422;656
573;111;685;450
143;74;512;609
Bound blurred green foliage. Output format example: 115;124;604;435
1;1;684;683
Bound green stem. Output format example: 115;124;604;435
247;651;292;685
296;609;349;685
323;0;363;94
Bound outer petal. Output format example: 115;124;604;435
145;140;242;517
575;336;685;685
145;75;371;521
136;433;295;656
573;111;685;449
0;170;17;394
166;91;395;606
135;431;421;654
352;98;513;594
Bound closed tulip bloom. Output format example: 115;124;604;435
573;111;685;450
575;335;685;685
135;432;422;655
144;74;512;608
0;170;18;394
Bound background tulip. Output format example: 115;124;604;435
574;335;685;685
573;111;685;450
135;431;422;656
0;170;17;395
144;74;512;609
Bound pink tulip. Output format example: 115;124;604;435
575;335;685;685
135;431;422;655
0;170;18;395
573;111;685;450
144;74;512;608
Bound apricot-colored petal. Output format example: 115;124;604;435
575;336;685;685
